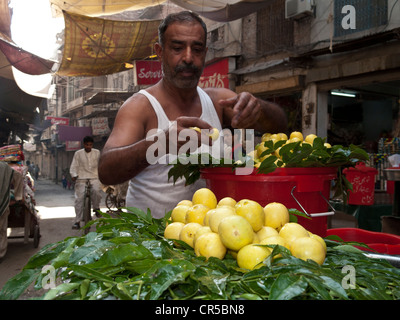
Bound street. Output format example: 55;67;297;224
0;178;106;295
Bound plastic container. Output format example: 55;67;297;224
200;167;338;237
326;228;400;255
343;162;378;205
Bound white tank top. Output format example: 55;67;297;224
126;87;223;218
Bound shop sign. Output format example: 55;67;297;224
45;116;69;126
134;60;162;85
92;117;111;136
65;141;81;151
199;59;230;89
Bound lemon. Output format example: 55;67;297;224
252;232;260;244
185;204;209;225
324;142;332;148
290;237;326;265
208;206;236;233
260;235;288;249
218;215;254;251
193;226;212;247
190;126;201;133
256;142;269;161
290;131;303;141
261;133;271;141
279;222;309;249
179;222;202;248
257;226;279;241
278;133;288;140
192;188;217;209
235;199;264;232
203;208;216;226
209;128;220;141
309;233;327;252
164;222;185;240
171;205;190;223
194;232;226;260
305;134;317;144
217;197;236;208
264;202;290;231
237;244;272;270
176;199;193;207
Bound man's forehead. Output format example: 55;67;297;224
165;21;206;42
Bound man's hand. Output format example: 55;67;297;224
219;92;262;128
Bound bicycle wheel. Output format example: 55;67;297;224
83;193;91;234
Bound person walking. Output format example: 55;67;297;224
70;136;102;229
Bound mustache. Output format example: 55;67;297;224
175;64;200;74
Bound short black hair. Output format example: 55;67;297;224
83;136;94;143
158;11;207;48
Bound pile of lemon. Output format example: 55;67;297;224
164;187;327;270
251;131;332;167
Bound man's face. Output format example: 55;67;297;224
84;142;93;152
157;22;207;89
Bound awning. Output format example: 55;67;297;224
57;11;161;76
50;0;274;22
84;91;134;106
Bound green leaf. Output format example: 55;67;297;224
269;274;308;300
43;282;81;300
0;268;40;300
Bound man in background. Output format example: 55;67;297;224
70;136;102;229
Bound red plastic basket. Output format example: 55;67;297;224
326;228;400;255
200;167;338;237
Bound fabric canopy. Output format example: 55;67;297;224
0;32;56;75
50;0;273;22
57;11;161;76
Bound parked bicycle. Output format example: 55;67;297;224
82;179;92;234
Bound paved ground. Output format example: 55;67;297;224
0;178;106;296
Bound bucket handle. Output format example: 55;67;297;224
290;186;335;218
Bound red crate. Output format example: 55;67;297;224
326;228;400;255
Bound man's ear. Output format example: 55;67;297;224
154;42;162;58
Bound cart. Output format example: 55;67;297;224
7;194;40;248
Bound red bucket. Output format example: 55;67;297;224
200;167;338;237
343;162;377;205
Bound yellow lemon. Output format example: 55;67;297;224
237;244;272;270
217;197;236;208
252;232;260;244
193;226;212;247
309;233;327;252
194;232;226;260
260;235;289;249
257;226;279;241
192;188;217;209
324;142;332;148
164;222;185;240
176;199;193;207
264;202;290;231
256;142;269;161
261;133;271;141
290;237;326;265
208;206;236;233
278;133;288;140
179;222;202;248
305;134;318;144
279;222;309;249
290;131;304;141
203;208;217;226
218;215;254;251
235;199;264;232
185;204;209;225
190;126;201;133
209;128;220;141
171;205;190;223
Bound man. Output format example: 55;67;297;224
98;11;287;218
70;136;102;229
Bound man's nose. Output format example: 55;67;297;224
182;47;193;63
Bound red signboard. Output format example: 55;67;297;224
134;58;230;88
45;116;69;126
199;59;229;89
